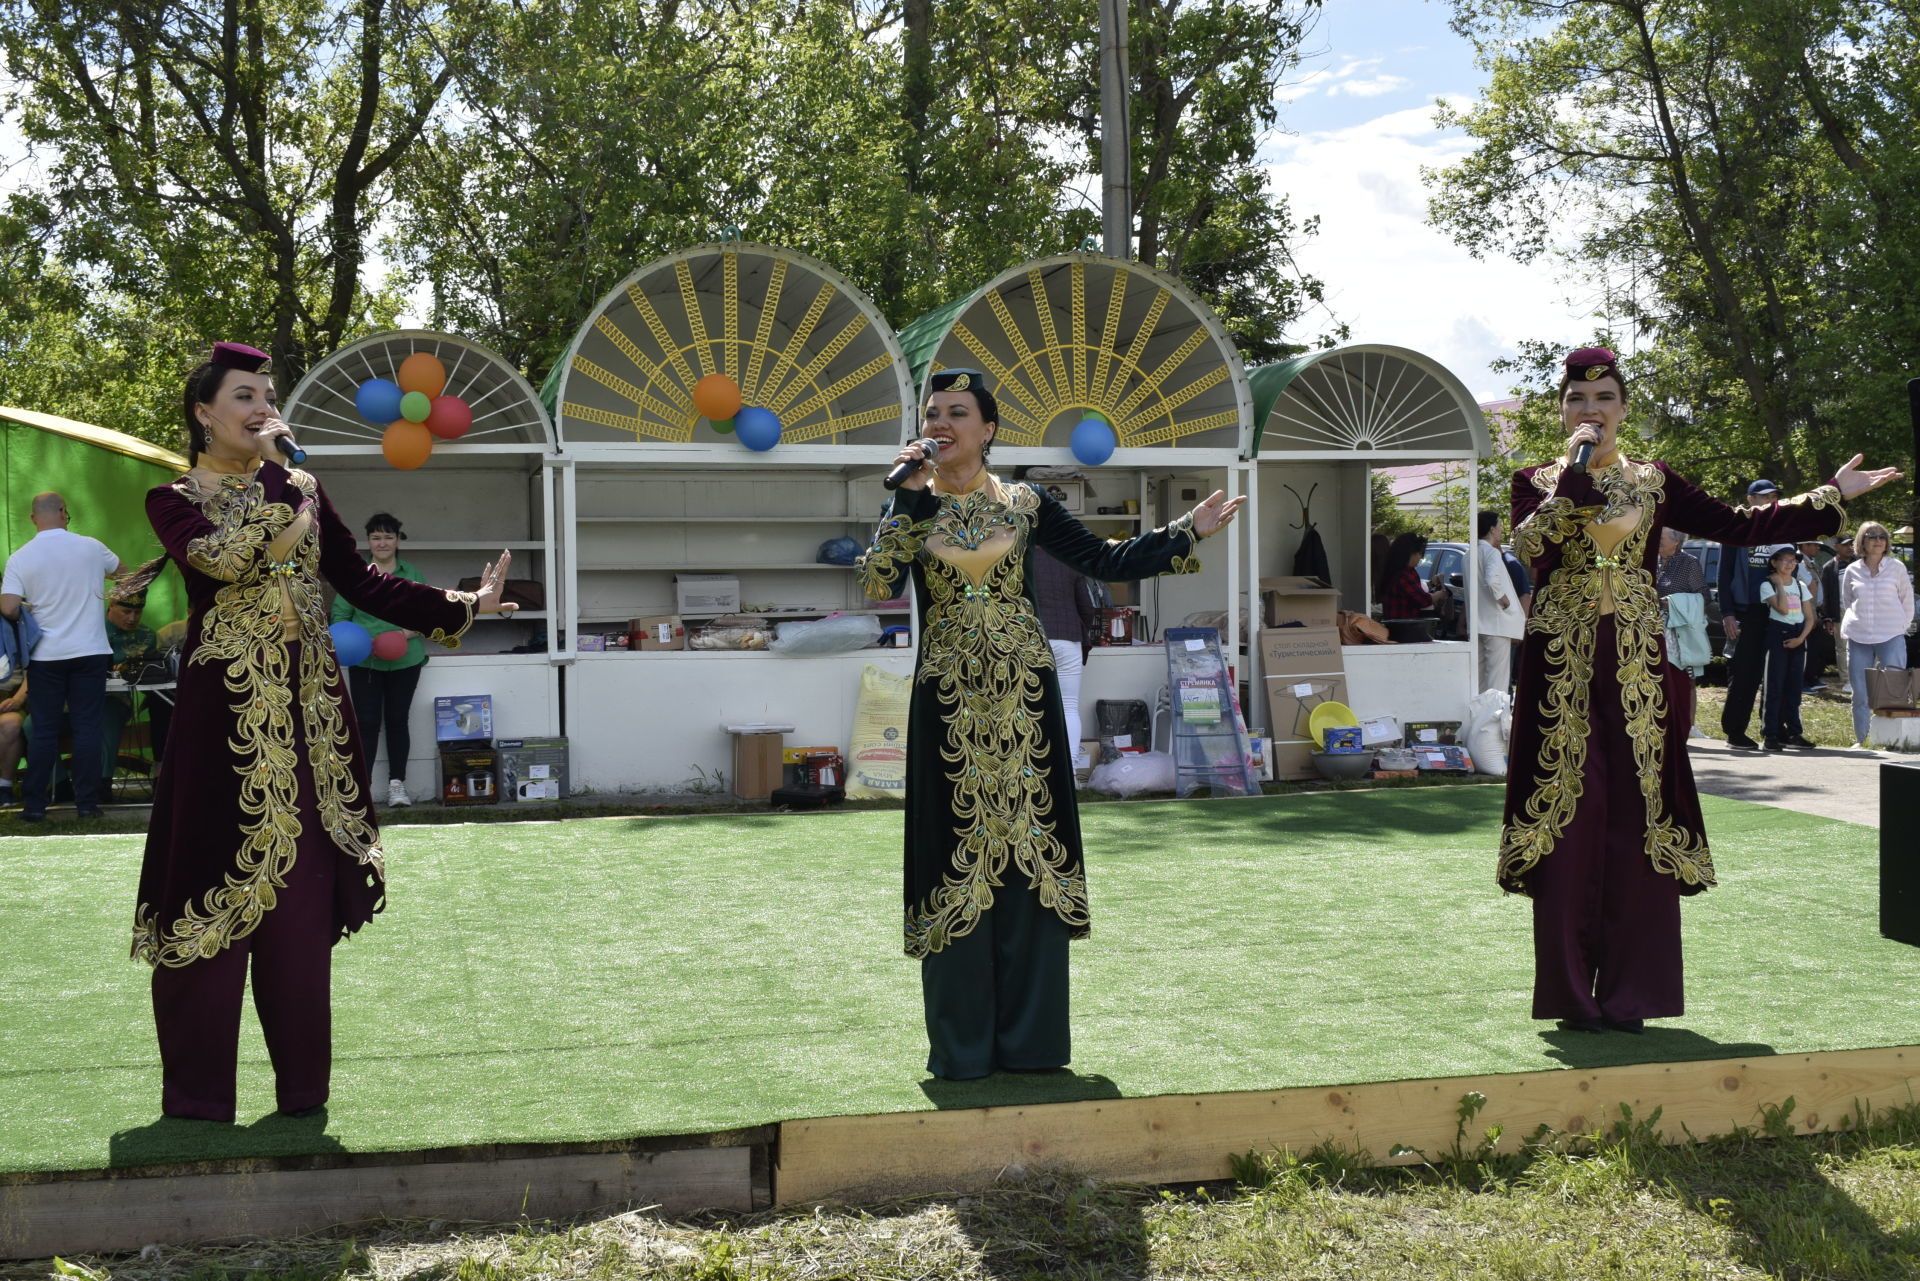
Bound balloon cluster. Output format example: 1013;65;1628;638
327;621;409;667
1071;413;1117;466
354;353;473;470
693;373;782;451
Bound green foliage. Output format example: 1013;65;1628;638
1430;0;1918;524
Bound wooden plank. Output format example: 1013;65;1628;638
774;1045;1920;1204
1;1145;755;1261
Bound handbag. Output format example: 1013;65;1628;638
1338;609;1390;645
456;577;546;611
1863;666;1920;712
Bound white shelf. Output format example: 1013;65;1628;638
397;540;548;551
476;610;549;621
574;515;864;524
677;607;910;620
576;562;855;572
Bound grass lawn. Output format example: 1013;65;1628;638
2;788;1914;1178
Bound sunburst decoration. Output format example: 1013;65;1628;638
1255;348;1481;454
927;259;1241;449
558;247;909;445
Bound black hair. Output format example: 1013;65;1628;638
1477;510;1501;538
365;512;405;538
181;359;233;464
924;384;998;462
1385;531;1429;574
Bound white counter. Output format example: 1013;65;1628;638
1340;641;1475;726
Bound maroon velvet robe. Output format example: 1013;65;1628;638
1500;458;1846;897
133;462;475;969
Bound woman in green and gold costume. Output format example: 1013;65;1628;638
861;369;1244;1080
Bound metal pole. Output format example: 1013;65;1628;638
1100;0;1131;260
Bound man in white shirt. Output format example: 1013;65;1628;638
0;492;125;821
1475;511;1527;693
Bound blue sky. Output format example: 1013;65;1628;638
1263;0;1597;400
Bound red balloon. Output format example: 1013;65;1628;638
371;630;410;661
426;395;473;440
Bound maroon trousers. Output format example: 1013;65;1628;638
1526;619;1686;1021
150;839;336;1121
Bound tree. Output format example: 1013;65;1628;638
1;0;446;386
1429;0;1916;514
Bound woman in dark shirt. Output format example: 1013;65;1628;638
1381;532;1440;620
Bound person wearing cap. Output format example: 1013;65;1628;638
1757;544;1816;750
331;512;431;808
1841;521;1915;748
1716;479;1784;747
132;342;521;1123
1821;534;1855;696
101;585;172;790
862;369;1243;1080
1501;347;1900;1034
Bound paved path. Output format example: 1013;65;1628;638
1684;735;1909;827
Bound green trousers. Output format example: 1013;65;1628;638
920;883;1071;1080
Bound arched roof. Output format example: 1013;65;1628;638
897;253;1251;456
282;331;555;453
1249;344;1490;460
550;243;915;448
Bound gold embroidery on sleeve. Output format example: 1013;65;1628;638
858;506;930;599
426;590;477;649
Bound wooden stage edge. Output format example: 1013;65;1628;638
6;1046;1917;1259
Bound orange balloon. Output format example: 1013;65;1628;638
692;372;742;421
382;419;433;470
397;352;448;398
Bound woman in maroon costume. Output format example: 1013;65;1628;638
1500;348;1901;1033
133;342;517;1121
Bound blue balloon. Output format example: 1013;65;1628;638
735;405;782;452
1071;416;1116;465
329;620;373;667
355;378;405;425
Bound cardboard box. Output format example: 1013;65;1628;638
439;746;498;805
630;615;687;651
1259;576;1339;630
729;730;784;800
675;574;741;615
433;694;493;744
1264;674;1352;744
1267;739;1318;782
1257;626;1344;676
496;737;569;803
1074;738;1099;783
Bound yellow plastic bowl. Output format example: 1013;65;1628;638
1308;700;1360;748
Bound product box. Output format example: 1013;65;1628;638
1259;576;1339;630
496;737;570;803
577;634;606;652
433;694;493;744
1257;626;1344;676
630;615;687;651
439;746;498;806
1074;738;1099;783
675;574;741;615
730;731;784;800
604;632;630;650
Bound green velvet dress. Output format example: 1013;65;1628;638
860;472;1203;1078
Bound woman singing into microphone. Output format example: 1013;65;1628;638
861;369;1243;1080
133;342;518;1121
1501;347;1901;1033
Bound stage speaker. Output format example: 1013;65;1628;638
1880;760;1920;945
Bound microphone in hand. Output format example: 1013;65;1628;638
273;432;308;466
1568;422;1599;475
884;438;942;491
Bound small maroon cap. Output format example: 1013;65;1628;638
1564;347;1619;383
209;341;272;374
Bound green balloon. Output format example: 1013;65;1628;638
710;416;736;434
1081;410;1108;424
400;390;432;423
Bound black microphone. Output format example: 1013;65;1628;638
273;432;308;466
1568;421;1599;475
883;438;941;491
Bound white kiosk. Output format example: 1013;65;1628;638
1246;345;1493;733
282;331;563;801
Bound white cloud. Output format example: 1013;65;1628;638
1267;100;1594;402
1330;74;1410;98
1281;57;1410;102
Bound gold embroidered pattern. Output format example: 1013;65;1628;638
906;483;1086;957
427;590;478;649
858;503;931;599
138;470;383;968
1499;459;1715;892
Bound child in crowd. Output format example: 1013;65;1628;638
1759;545;1817;750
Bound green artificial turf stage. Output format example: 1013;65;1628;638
2;789;1916;1174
